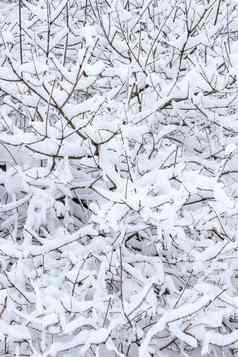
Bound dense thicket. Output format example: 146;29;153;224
1;0;238;356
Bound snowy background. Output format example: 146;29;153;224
0;0;238;356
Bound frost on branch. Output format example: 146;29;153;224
1;0;238;356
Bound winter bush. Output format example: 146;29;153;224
0;0;238;356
